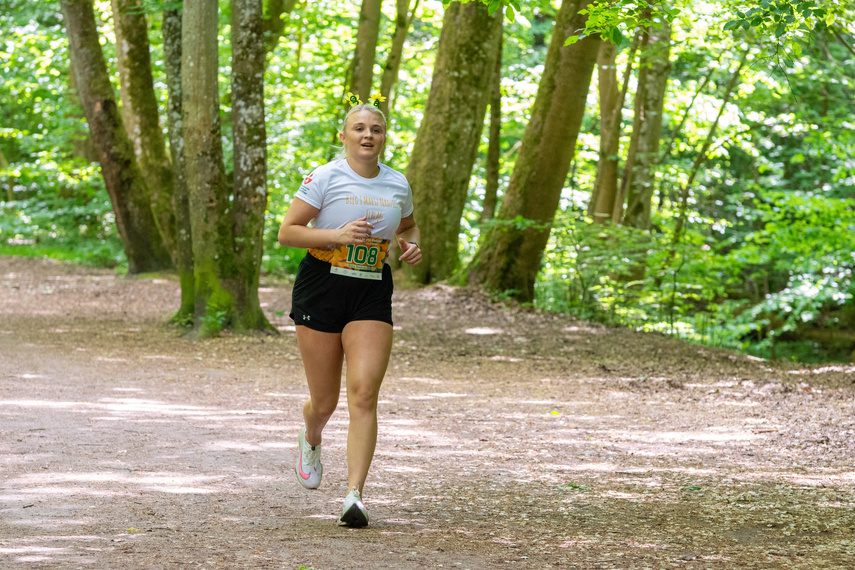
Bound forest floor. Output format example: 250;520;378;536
0;255;854;569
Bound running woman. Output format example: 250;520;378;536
277;99;421;528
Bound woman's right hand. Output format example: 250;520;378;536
338;217;375;245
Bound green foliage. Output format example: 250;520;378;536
536;189;855;363
566;0;686;46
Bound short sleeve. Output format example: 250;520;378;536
294;166;329;209
401;180;414;218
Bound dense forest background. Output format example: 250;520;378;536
1;0;854;362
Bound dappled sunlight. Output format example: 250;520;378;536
8;471;225;495
1;397;283;420
0;546;71;564
206;440;289;452
465;327;505;335
397;376;442;384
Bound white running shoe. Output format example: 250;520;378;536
295;427;322;489
337;488;369;528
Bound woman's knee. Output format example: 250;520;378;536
347;381;381;412
310;395;339;419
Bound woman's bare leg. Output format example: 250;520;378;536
295;326;344;446
341;320;393;494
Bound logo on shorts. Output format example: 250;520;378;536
302;315;311;321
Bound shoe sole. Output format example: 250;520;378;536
338;504;369;528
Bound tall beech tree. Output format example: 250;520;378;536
110;0;178;259
378;0;420;119
588;38;637;224
466;0;600;301
60;0;173;274
406;0;502;283
481;21;504;224
348;0;384;101
181;0;273;336
262;0;297;56
162;1;194;319
619;15;672;228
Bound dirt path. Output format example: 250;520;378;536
1;256;854;569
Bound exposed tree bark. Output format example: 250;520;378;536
622;17;671;229
480;23;503;225
162;2;194;320
111;0;179;260
348;0;383;101
465;0;600;301
262;0;297;55
405;1;503;283
60;0;173;274
378;0;419;118
67;59;99;162
588;42;619;223
182;0;235;336
232;0;274;333
587;33;639;223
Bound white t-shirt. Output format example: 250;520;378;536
296;159;414;243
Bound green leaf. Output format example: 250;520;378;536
506;5;516;23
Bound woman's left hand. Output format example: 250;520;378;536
397;238;422;266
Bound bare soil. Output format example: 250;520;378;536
1;255;854;569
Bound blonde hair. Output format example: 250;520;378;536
336;104;388;160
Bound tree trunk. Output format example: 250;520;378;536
262;0;297;55
588;34;639;223
231;0;274;333
60;0;173;274
622;17;672;229
349;0;383;101
163;2;195;320
480;23;503;224
405;1;502;283
111;0;179;260
67;59;99;162
182;0;236;336
465;0;600;301
588;41;619;223
378;0;419;119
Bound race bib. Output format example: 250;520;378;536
329;237;390;280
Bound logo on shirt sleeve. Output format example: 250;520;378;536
303;173;314;185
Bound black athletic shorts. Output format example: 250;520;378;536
289;252;394;333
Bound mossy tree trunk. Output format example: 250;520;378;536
111;0;178;260
231;0;273;332
465;0;600;302
182;0;272;337
163;2;195;321
405;1;502;283
60;0;173;274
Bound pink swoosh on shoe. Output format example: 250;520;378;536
298;458;311;480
